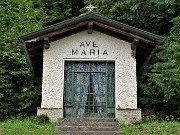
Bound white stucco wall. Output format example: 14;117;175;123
41;30;137;111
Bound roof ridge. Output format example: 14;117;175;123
19;13;164;42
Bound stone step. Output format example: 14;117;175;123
57;118;118;123
55;131;120;135
57;121;119;127
57;118;119;127
55;126;119;131
55;118;120;135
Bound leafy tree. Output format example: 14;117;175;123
83;0;180;117
34;0;84;26
0;0;43;120
0;0;179;120
0;0;84;120
84;0;179;35
139;16;180;117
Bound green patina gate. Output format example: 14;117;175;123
63;61;115;118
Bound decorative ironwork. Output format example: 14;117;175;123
63;62;115;118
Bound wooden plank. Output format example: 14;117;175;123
130;33;156;44
44;37;50;49
41;21;89;38
138;42;163;73
25;39;44;47
31;58;43;65
27;45;43;53
20;40;35;77
29;52;43;59
131;39;139;59
94;21;134;38
94;21;155;44
87;21;93;34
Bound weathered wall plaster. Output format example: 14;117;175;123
39;30;138;121
116;109;142;124
37;108;63;121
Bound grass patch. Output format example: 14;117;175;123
0;118;56;135
0;118;179;135
121;121;180;135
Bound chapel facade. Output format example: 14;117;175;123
20;13;164;123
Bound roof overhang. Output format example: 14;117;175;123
19;13;165;77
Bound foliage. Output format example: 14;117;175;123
33;0;84;26
34;114;50;125
121;121;180;135
0;118;179;135
139;16;180;117
0;0;179;120
84;0;180;35
0;118;55;135
83;0;180;118
0;0;43;120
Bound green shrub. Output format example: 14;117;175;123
34;114;50;125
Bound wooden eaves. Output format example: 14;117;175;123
19;13;165;77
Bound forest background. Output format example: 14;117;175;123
0;0;179;120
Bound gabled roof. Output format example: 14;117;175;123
19;13;165;77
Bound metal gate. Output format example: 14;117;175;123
63;62;115;118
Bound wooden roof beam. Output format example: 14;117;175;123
27;44;43;53
87;21;93;34
93;21;156;44
131;38;139;59
29;52;43;59
40;21;89;39
44;37;50;49
138;41;164;74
